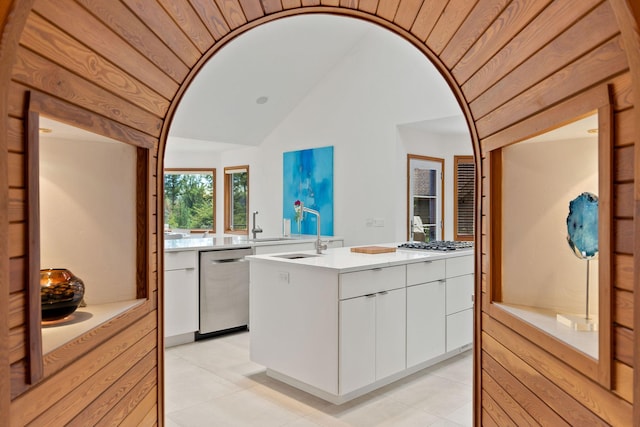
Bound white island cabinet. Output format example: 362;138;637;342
445;255;474;352
248;245;474;404
339;266;406;394
406;259;446;367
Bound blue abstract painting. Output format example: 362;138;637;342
283;146;334;236
566;192;598;259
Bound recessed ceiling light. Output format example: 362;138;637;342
39;127;53;134
587;128;598;134
256;96;269;105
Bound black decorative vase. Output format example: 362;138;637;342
40;268;85;321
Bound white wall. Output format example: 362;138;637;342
165;25;472;246
40;136;137;305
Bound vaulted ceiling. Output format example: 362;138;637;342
167;14;467;151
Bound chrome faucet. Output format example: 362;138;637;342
251;211;263;239
302;207;327;254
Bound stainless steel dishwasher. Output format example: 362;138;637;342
197;247;253;338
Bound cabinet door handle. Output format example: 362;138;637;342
378;291;388;295
366;293;376;298
372;268;383;272
423;260;433;264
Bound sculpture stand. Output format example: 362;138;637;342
557;259;598;331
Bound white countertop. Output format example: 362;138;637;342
247;243;474;273
164;234;342;252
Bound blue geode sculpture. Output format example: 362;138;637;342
566;192;598;259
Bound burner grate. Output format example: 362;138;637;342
398;240;474;251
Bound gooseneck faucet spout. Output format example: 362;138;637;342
301;207;327;254
251;211;263;239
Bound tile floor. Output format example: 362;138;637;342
165;331;473;426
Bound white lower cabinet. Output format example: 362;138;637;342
445;256;474;352
164;250;198;344
375;288;407;379
407;280;446;367
339;294;375;394
339;287;406;394
446;308;473;351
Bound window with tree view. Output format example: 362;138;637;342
164;169;215;232
224;166;249;233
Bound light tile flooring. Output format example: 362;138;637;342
165;331;473;426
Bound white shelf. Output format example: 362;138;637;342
41;299;145;354
497;303;598;359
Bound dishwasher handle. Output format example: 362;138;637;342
210;257;247;264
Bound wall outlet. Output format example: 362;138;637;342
278;271;290;284
365;218;374;227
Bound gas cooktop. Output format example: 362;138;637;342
398;240;474;251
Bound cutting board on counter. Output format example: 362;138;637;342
350;246;397;254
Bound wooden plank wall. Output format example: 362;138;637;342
0;0;638;425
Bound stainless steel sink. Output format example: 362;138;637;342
250;237;296;242
273;253;320;260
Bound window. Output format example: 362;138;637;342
454;156;475;241
407;155;443;242
224;166;249;234
487;85;612;387
164;169;215;232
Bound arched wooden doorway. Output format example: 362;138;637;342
1;1;639;425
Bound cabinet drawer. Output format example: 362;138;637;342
446;255;473;278
164;250;197;271
406;259;445;286
339;265;405;300
446;274;474;315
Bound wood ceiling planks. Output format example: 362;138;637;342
34;0;181;95
410;0;448;41
189;0;232;40
471;2;620;120
121;0;202;66
13;47;163;137
20;14;170;118
157;0;216;53
426;0;477;55
459;0;598;101
439;0;510;69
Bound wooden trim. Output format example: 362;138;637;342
485;84;613;388
488;150;502;303
18;90;154;394
597;92;614;387
406;154;444;241
27;90;156;149
137;148;149;300
482;85;612;154
607;0;640;421
25;108;42;384
0;24;35;365
453;155;474;241
223;165;249;235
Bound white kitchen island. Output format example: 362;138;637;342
248;244;474;404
